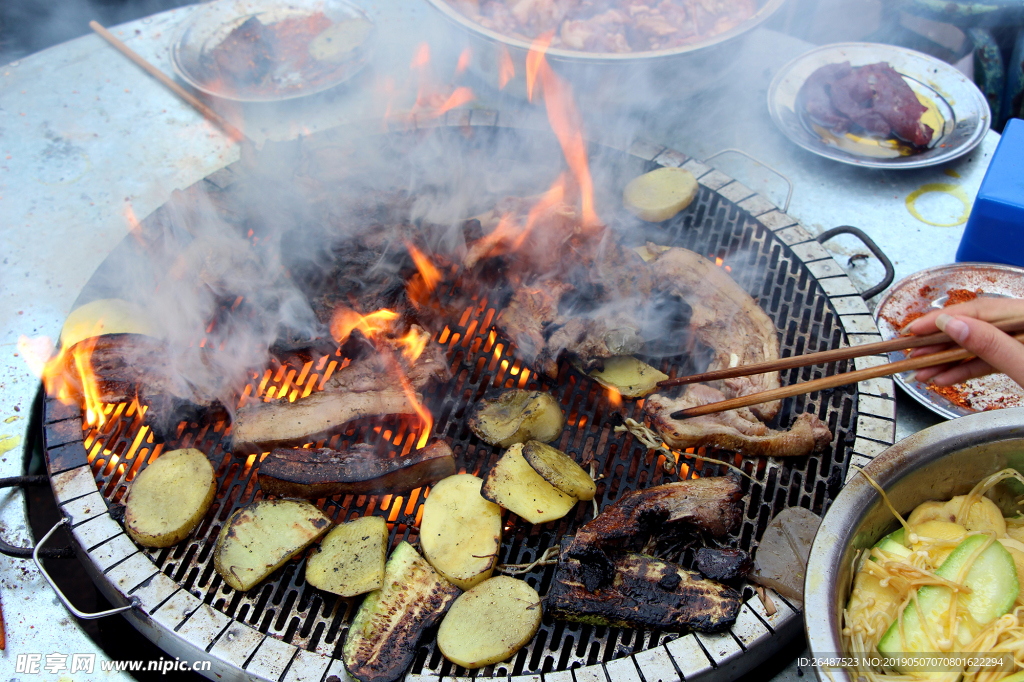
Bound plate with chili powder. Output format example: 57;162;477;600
874;262;1024;419
171;0;374;102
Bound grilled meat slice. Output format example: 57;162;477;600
644;385;833;457
257;441;455;498
321;330;450;393
232;389;420;454
694;548;753;581
547;545;741;633
646;245;781;420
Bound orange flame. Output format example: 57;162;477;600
607;387;623;408
411;43;431;69
329;308;400;344
406;242;443;307
397;370;432;449
527;38;598;226
19;330;108;427
406;42;476;120
498;44;515;90
396;328;428;364
456;48;472;75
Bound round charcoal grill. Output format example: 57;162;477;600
40;113;897;682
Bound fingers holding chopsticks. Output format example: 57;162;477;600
904;298;1024;387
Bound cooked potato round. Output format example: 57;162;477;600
306;516;387;597
944;494;1007;536
585;356;668;399
469;390;564;448
522;441;596;501
623;167;698;222
420;474;502;591
125;448;216;548
437;576;542;669
482;443;578;524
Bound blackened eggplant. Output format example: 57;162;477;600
694;548;753;581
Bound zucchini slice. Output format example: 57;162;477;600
343;541;461;682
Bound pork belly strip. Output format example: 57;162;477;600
231;389;420;454
257;441;455;498
644;385;832;457
568;476;743;554
646;245;782;421
547;548;742;633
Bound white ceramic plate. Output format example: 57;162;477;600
874;263;1024;419
171;0;374;102
768;42;990;169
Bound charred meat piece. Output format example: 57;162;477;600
208;16;275;87
232;389;420;454
474;201;653;377
564;477;743;589
257;441;455;498
547;543;742;633
646;245;781;421
644;385;833;457
694;548;753;581
797;61;934;147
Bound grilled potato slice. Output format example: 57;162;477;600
124;448;216;548
469;390;564;448
420;474;502;591
585;356;668;399
482;443;578;524
623;167;698;222
214;499;331;591
522;441;596;501
437;576;542;669
306;516;387;597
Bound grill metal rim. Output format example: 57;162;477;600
43;111;896;682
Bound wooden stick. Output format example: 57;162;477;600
669;332;1024;419
657;317;1024;388
89;21;246;143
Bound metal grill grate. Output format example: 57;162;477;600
42;115;893;682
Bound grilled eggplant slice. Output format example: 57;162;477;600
343;541;461;682
548;542;741;633
257;441;455;499
468;390;564;448
522;440;596;501
694;548;753;581
214;499;331;591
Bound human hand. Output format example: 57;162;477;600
901;297;1024;388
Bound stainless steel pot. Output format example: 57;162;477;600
804;407;1024;682
424;0;787;101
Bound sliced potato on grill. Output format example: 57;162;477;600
584;356;668;399
306;515;387;597
623;167;698;223
522;440;596;501
482;443;578;524
468;390;564;448
437;576;542;669
420;474;502;591
214;499;332;591
125;448;216;548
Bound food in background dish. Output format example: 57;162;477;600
798;61;935;150
443;0;757;53
843;470;1024;678
202;11;371;96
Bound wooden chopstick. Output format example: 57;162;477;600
657;317;1024;388
89;21;246;143
668;332;1024;419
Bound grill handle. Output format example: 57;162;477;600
816;226;896;300
704;148;793;213
0;475;74;559
33;517;140;619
